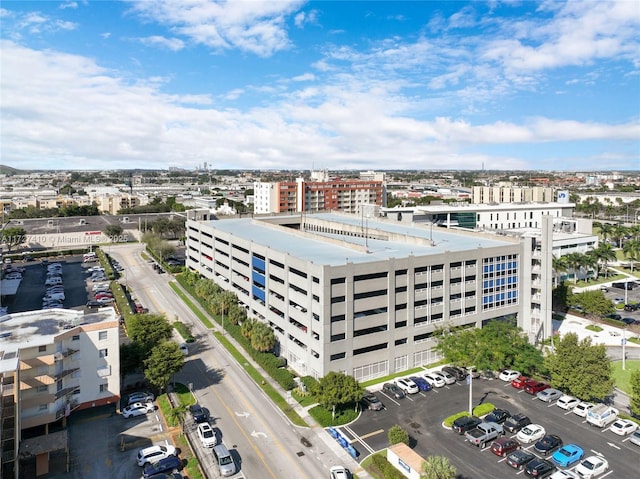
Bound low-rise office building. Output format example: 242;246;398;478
186;211;547;381
0;308;120;478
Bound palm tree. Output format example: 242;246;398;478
552;255;567;287
598;222;613;244
422;455;457;479
563;252;584;284
612;224;628;248
592;243;617;278
582;253;598;282
623;239;640;274
165;403;189;432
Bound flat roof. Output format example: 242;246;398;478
413;202;574;213
0;308;117;373
201;212;515;266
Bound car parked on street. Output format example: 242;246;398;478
329;466;351;479
382;383;405;399
189;403;209;423
197;422;217;447
551;444;584;468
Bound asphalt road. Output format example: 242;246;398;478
110;243;344;479
343;379;638;479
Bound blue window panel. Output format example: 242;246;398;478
252;271;265;286
252;286;265;302
252;256;266;272
483;296;489;304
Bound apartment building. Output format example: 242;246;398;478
253;172;385;215
185;211;546;382
0;308;120;478
472;185;555;204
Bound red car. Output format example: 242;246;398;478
95;292;114;300
511;376;531;389
491;437;520;457
524;381;549;395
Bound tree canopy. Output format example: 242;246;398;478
435;320;544;374
1;227;27;251
421;455;457;479
629;369;640;417
144;341;185;391
545;333;613;401
566;290;614;317
313;371;363;419
127;313;173;355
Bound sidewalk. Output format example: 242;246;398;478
172;280;374;478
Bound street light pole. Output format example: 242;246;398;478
468;366;475;415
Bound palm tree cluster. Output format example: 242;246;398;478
553;243;617;285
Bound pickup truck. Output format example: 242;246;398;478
465;422;504;447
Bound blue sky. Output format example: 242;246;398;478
1;0;638;172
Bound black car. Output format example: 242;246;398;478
606;313;622;321
506;450;536;470
485;408;511;424
442;366;467;381
624;303;639;312
382;383;405;399
504;413;532;433
142;455;183;479
361;393;384;411
189;404;209;423
524;457;556;477
86;300;102;309
451;416;482;434
622;317;638;325
534;434;563;456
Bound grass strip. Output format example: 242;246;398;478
169;282;214;328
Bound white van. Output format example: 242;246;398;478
586;404;618;428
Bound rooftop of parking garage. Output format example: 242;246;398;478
204;213;515;266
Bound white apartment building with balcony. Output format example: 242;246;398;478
0;308;120;478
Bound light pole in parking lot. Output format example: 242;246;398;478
468;366;475;415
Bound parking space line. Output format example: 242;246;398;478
564;410;574;415
600;471;614;478
379;393;401;406
358;429;385;440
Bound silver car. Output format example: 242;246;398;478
536;388;563;402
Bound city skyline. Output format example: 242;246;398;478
1;1;638;172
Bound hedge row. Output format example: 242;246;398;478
176;274;296;391
145;246;183;274
174;321;195;343
371;454;407;479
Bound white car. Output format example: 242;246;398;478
423;372;446;388
329;466;350;479
127;391;155;405
197;422;217;447
609;418;638;436
394;378;419;394
122;402;155;418
556;395;580;410
549;471;580;479
498;369;520;382
516;424;546;444
573;401;595;417
574;456;609;478
437;370;456;385
136;444;177;466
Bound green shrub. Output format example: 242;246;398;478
174;321;195;342
388;425;410;445
308;404;359;427
371;454;407;479
586;325;603;332
444;411;469;427
473;403;495;417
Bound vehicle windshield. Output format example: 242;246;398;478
582;460;595;470
220;456;233;465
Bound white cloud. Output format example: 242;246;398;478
59;2;78;10
137;35;185;51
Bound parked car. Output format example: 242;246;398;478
382;383;405;399
361;393;384;411
179;343;189;356
549;471;579;479
525;381;550;395
451;415;481;435
534;434;563;456
517;424;546;444
423;372;446;388
442;366;467;381
408;376;432;392
609;418;638;436
490;437;520;457
464;422;503;447
499;369;521;381
329;466;351;479
197;422;217;447
537;388;563;403
506;450;536;470
573;401;595;418
621;317;638;325
437;370;456;384
503;413;532;433
122;402;155;418
624;303;639;311
394;377;419;394
86;300;102;309
524;458;556;478
629;430;640;447
141;455;182;479
511;376;531;389
551;444;584;468
127;391;155;405
95;292;114;300
137;445;177;466
556;395;580;410
604;313;622;321
189;403;209;423
574;456;609;478
485;408;511;425
96;297;114;304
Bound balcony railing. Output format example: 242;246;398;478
55;367;79;381
55;385;80;400
53;348;79;361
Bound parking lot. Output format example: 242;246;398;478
341;376;638;478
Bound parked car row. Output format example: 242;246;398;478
42;262;65;309
187;403;237;476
